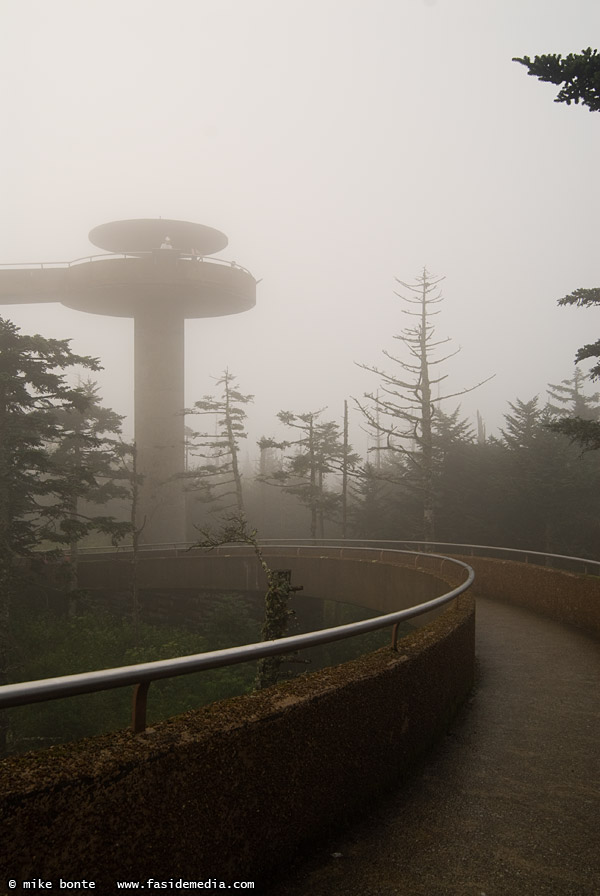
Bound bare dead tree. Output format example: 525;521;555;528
354;268;493;540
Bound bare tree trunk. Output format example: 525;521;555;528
309;415;318;539
419;275;435;542
129;442;144;647
342;400;349;538
355;268;493;544
0;569;11;754
317;465;325;538
223;373;245;514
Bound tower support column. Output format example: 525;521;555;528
134;307;186;544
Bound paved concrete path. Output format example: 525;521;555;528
269;598;600;896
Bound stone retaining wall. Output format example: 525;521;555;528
454;555;600;637
0;554;475;888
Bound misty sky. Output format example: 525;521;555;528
1;0;599;460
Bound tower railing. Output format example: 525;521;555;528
248;539;600;575
0;252;254;277
77;538;600;576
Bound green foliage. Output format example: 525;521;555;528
547;417;600;453
50;379;130;503
0;317;102;562
260;409;359;538
349;404;476;542
6;592;261;754
433;439;509;546
547;369;600;419
347;380;600;558
301;600;400;671
484;394;600;555
546;370;600;455
349;462;396;539
6;584;412;754
555;290;600;382
255;568;300;689
513;48;600;112
0;318;131;754
0;318;138;757
557;287;600;309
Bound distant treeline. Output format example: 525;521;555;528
194;389;600;561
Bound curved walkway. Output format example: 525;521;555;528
269;598;600;896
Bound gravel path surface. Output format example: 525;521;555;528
267;598;600;895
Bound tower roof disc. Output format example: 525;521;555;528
88;219;228;255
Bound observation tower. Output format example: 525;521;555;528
0;219;257;543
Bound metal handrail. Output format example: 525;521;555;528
76;539;600;576
253;540;600;575
0;252;254;277
0;548;473;734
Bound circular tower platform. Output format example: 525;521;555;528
63;255;256;317
89;219;228;255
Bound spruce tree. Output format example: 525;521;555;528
49;378;132;590
513;48;600;112
0;318;128;750
547;369;600;420
498;396;594;553
514;49;600;449
184;370;253;517
259;409;359;538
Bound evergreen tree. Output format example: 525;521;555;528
259;409;359;538
501;397;543;451
348;462;395;540
514;49;600;449
49;378;132;590
513;47;600;112
432;406;475;464
0;318;128;750
427;407;476;542
109;439;145;643
498;396;597;553
0;319;130;566
434;438;509;547
547;369;600;420
550;295;600;451
184;370;253;518
556;288;600;381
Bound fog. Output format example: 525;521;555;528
1;0;599;459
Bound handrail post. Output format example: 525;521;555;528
391;622;400;651
132;681;150;733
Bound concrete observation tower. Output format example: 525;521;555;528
0;219;257;543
